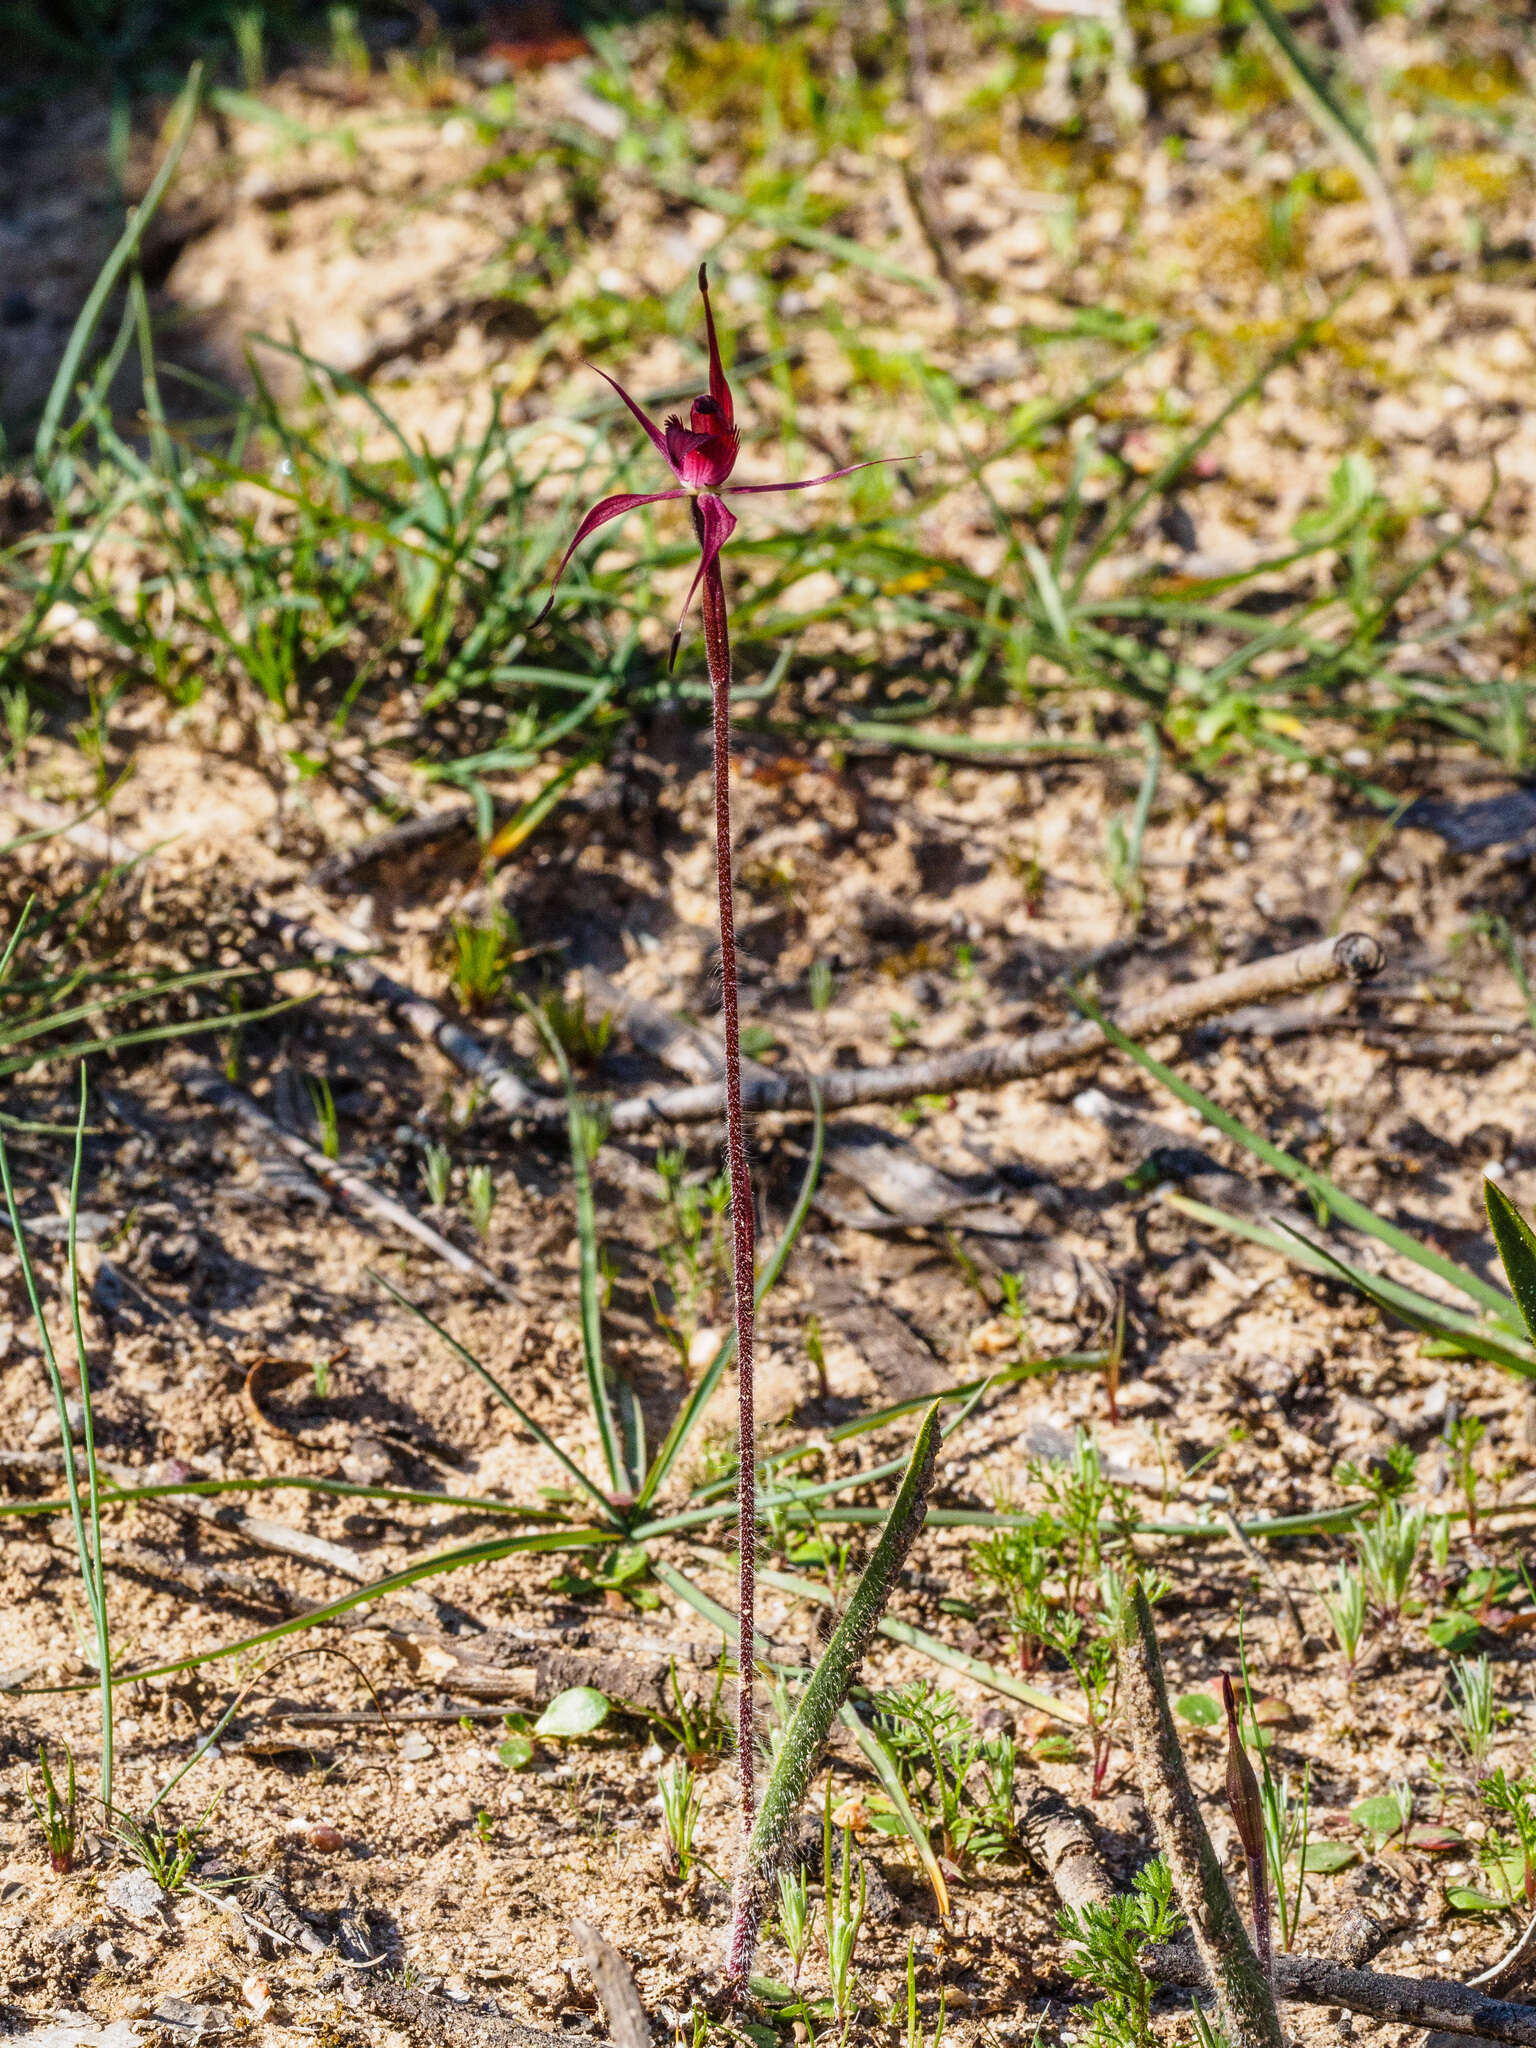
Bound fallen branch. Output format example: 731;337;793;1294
1122;1580;1284;2048
1145;1940;1536;2045
173;1054;518;1303
1021;1732;1536;2044
250;908;544;1120
557;933;1385;1132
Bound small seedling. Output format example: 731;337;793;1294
653;1149;730;1362
804;1311;829;1401
1354;1495;1426;1625
303;1073;339;1155
422;1141;452;1208
1058;1855;1179;2047
26;1740;77;1874
658;1757;704;1880
1323;1563;1366;1670
111;1795;224;1896
538;986;612;1068
875;1685;1016;1864
808;958;834;1015
1450;1655;1498;1772
475;1809;493;1844
450;903;519;1014
466;1165;496;1238
311;1355;331;1400
823;1784;866;2026
648;1651;732;1763
899;1936;946;2048
1478;1767;1536;1906
1446;1413;1487;1538
775;1861;815;1984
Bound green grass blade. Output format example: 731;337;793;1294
1;1105;113;1803
64;1069;112;1813
1070;313;1335;597
637;1083;825;1509
753;1561;1083;1723
1087;1003;1513;1317
1163;1192;1527;1349
36;64;204;476
0;1472;568;1522
527;1007;628;1494
369;1267;624;1526
1275;1220;1536;1379
838;1704;950;1917
50;1529;617;1689
1486;1179;1536;1348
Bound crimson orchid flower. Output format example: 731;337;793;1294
537;262;898;664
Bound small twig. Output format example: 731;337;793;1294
251;908;544;1120
1021;1773;1536;2042
174;1054;518;1302
556;933;1384;1131
1121;1580;1284;2048
308;803;479;891
1146;1939;1536;2044
1221;1509;1308;1656
570;1921;652;2048
1468;1913;1536;1993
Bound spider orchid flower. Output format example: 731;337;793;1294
538;267;900;1995
537;262;899;664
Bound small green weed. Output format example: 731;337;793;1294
26;1740;77;1874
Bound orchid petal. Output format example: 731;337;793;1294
535;489;687;621
724;454;909;495
668;493;738;670
697;263;734;427
582;362;676;472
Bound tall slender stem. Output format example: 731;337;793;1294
700;534;758;1877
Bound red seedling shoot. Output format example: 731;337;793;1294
538;266;899;1976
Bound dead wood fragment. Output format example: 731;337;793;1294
308;803;479;890
102;1536;295;1612
1144;1940;1536;2045
348;1977;603;2048
1022;1715;1536;2043
563;933;1386;1131
570;1922;652;2048
394;1626;732;1716
1121;1580;1284;2048
252;906;545;1120
174;1054;518;1302
1016;1776;1117;1913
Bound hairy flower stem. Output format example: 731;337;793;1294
700;532;759;1855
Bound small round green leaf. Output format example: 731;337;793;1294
1175;1692;1220;1727
534;1686;610;1738
497;1733;534;1771
1350;1795;1406;1840
1447;1886;1510;1912
1300;1840;1359;1873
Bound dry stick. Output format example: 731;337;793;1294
0;784;546;1120
1221;1507;1308;1655
1022;1774;1536;2043
1122;1580;1284;2048
564;932;1386;1132
251;907;543;1119
698;530;760;1880
173;1054;518;1303
1144;1942;1536;2045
